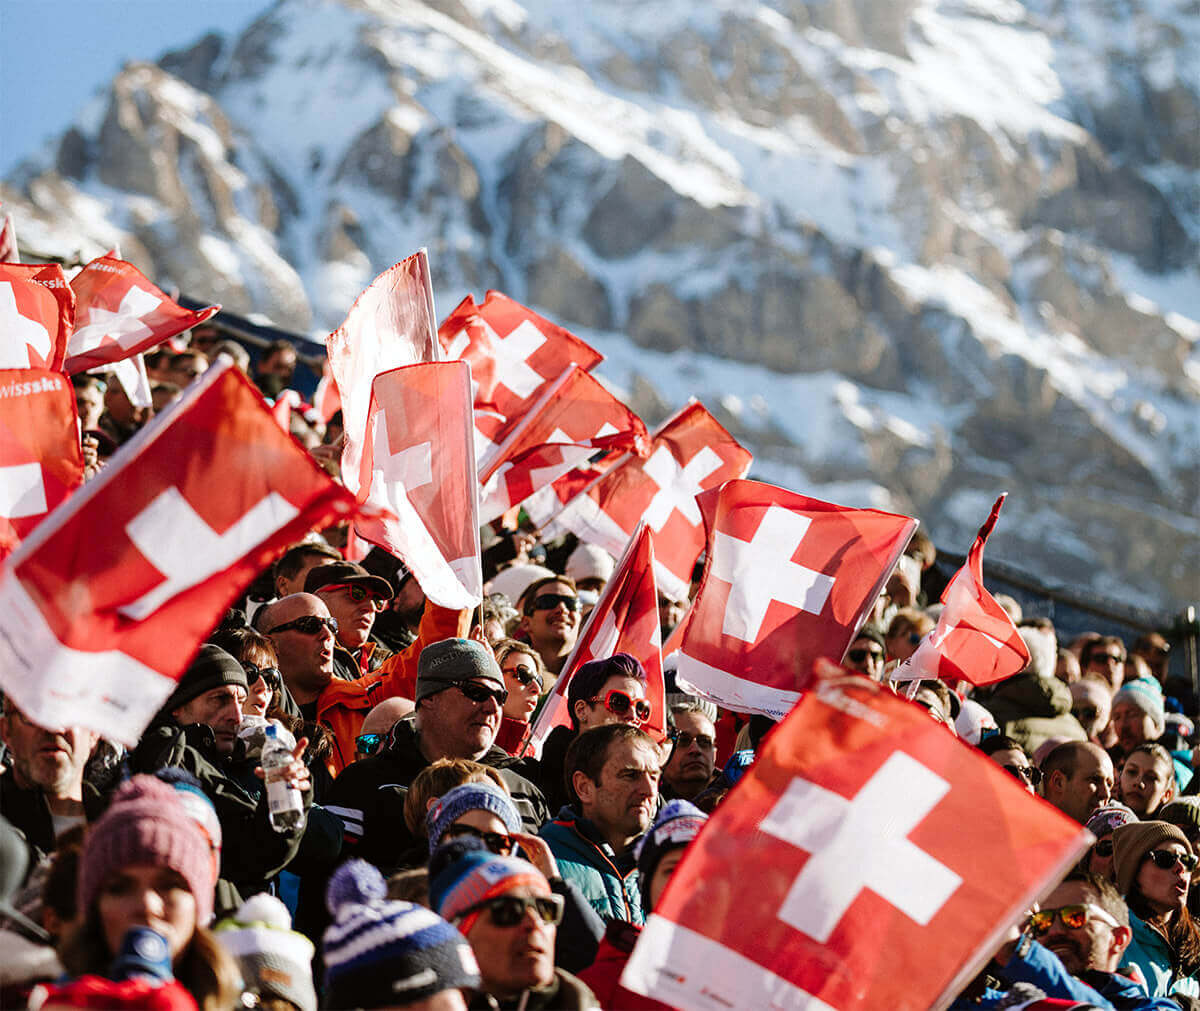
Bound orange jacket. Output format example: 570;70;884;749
314;604;469;777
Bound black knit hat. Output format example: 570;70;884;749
164;644;247;713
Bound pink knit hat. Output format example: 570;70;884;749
78;775;217;925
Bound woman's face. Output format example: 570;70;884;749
242;648;276;718
1135;841;1192;916
97;864;198;962
500;650;542;722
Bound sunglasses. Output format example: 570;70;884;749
590;689;651;724
1093;839;1114;858
443;822;517;856
355;733;383;756
454;681;509;707
456;893;564;929
675;731;715;750
1073;707;1099;722
265;614;339;637
1003;764;1043;787
1094;652;1124;664
847;648;885;665
321;582;388;610
1145;849;1198;872
503;663;543;690
527;592;580;615
242;664;281;692
1028;903;1120;936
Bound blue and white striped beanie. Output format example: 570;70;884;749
323;860;481;1008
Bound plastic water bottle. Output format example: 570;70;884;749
262;723;305;833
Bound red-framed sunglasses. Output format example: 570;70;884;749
589;689;651;724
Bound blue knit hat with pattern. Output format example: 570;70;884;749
427;845;549;925
322;860;480;1008
425;782;521;854
634;799;708;912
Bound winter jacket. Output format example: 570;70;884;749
0;768;107;863
577;921;673;1011
533;724;575;815
547;876;605;975
324;718;550;872
1120;911;1200;999
978;672;1087;755
466;968;599;1010
540;807;643;925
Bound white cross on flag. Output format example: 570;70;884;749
521;524;666;757
66;256;219;374
554;402;752;602
0;263;74;371
0;362;358;745
354;362;482;610
893;494;1029;688
438;291;603;426
0;370;85;558
674;479;917;718
328;250;441;506
621;663;1091;1011
478;366;648;524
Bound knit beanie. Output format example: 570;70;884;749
1158;798;1200;839
634;800;708;911
164;644;248;714
78;775;216;925
1112;821;1191;896
565;543;615;584
1085;802;1139;839
323;861;480;1009
214;894;316;1011
428;846;550;931
1112;677;1166;734
425;782;522;854
415;639;504;704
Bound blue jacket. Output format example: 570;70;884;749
540;808;643;925
1120;912;1200;999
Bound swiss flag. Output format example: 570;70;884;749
522;524;666;756
0;263;74;371
355;362;482;609
0;213;17;263
328;250;441;505
66;256;219;374
0;362;358;745
522;455;620;534
621;663;1091;1011
0;370;85;558
439;291;603;426
478;366;648;524
675;480;917;718
893;494;1029;688
554;402;752;601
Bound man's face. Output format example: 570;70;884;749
75;384;104;430
520;581;580;653
1086;645;1125;690
658;593;686;639
1119;751;1174;816
1036;881;1128;974
317;582;380;651
0;706;97;795
576;739;661;844
1049;748;1114;823
1110;701;1156;753
172;684;245;757
465;885;556;998
576;675;648;733
843;636;886;681
419;680;504;760
264;595;336;698
275;551;336;598
987;747;1038;795
664;711;717;798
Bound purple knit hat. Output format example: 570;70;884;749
78;775;217;925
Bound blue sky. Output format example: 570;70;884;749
0;0;274;176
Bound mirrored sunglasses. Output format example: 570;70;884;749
265;614;339;637
1028;903;1119;936
443;822;516;856
590;689;651;723
457;893;564;928
355;732;384;757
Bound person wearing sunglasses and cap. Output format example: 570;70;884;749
429;839;599;1010
1112;821;1200;999
304;561;396;680
326;638;550;872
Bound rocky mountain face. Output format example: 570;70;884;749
3;0;1197;613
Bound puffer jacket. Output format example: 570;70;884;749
1121;911;1200;999
978;672;1087;756
539;807;643;925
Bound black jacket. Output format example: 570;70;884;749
325;718;550;872
0;768;107;864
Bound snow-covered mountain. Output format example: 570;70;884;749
3;0;1197;613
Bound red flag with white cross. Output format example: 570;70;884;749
621;664;1091;1011
554;402;752;602
892;494;1029;688
438;291;603;427
522;524;665;756
0;370;84;558
355;361;482;610
674;479;917;718
66;256;219;373
478;366;648;524
0;213;17;263
0;263;75;371
328;250;441;507
0;362;357;745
